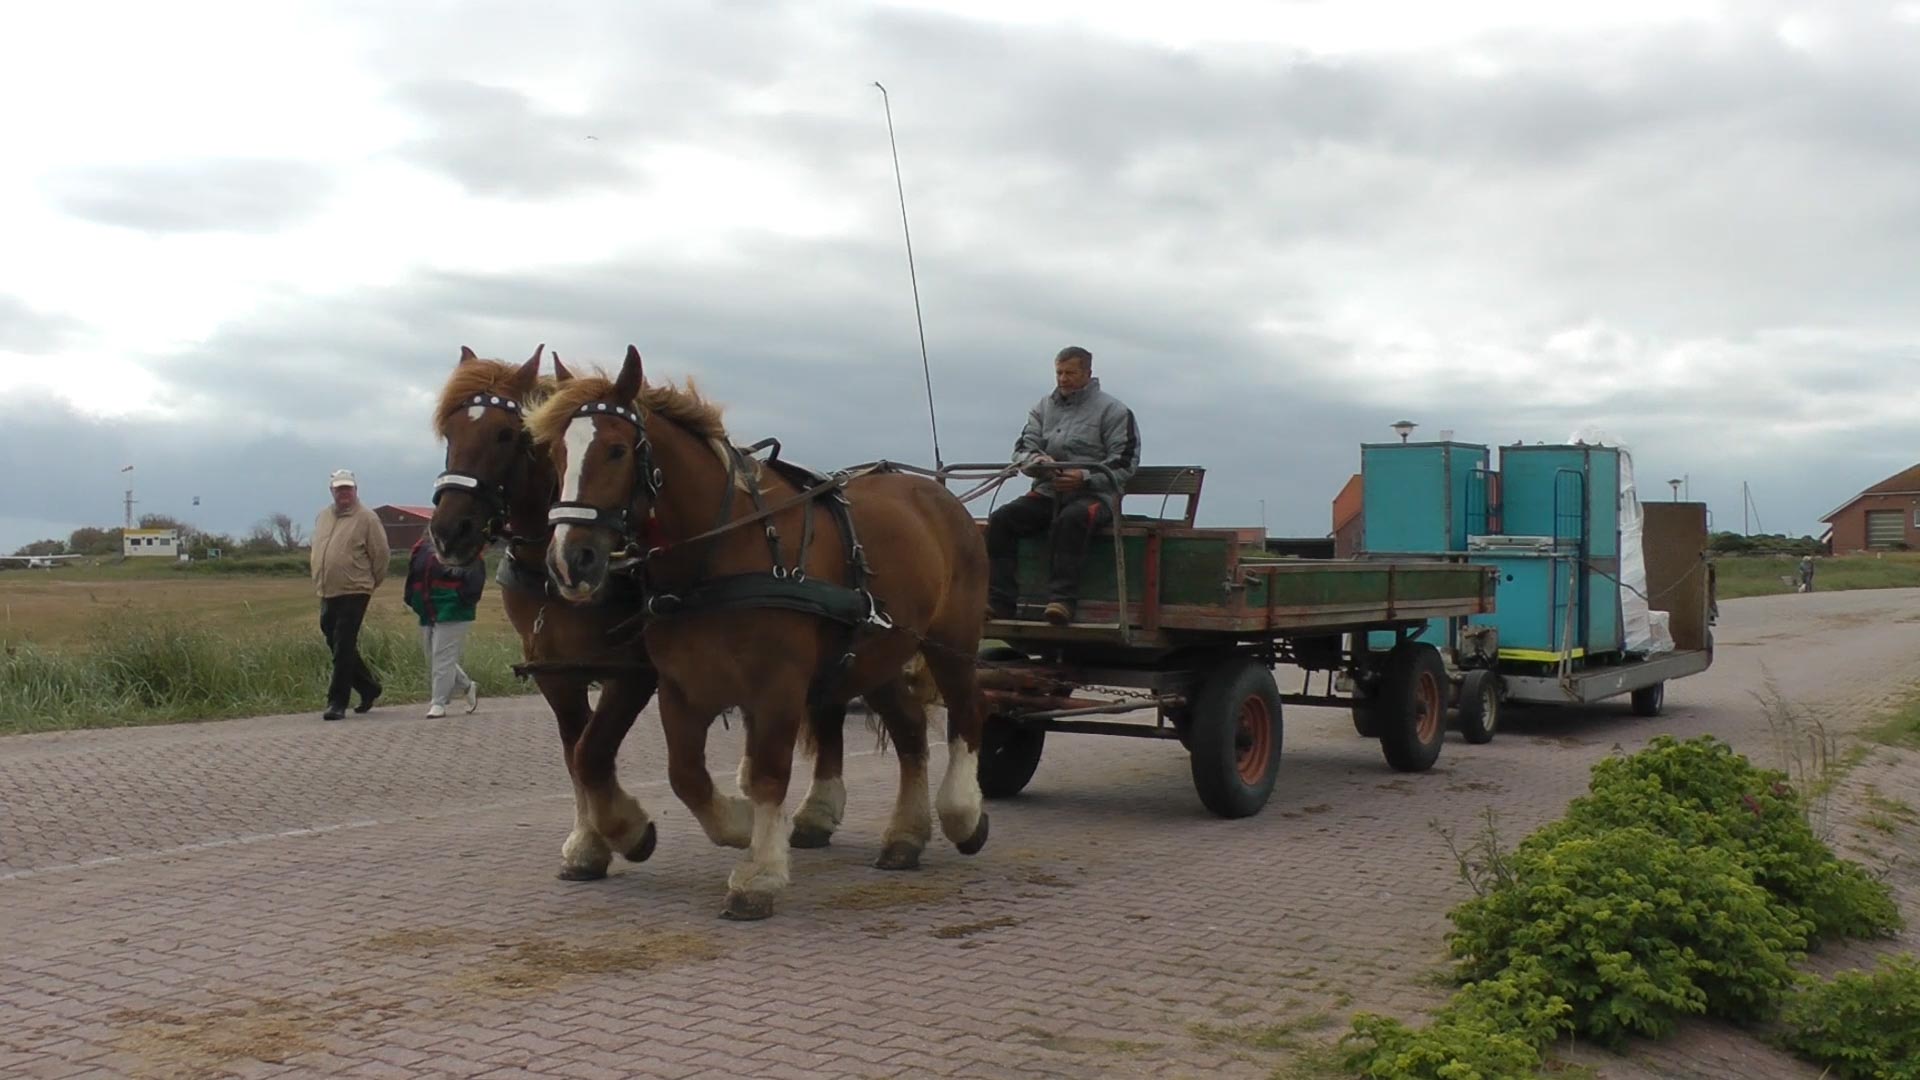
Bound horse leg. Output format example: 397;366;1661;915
574;671;661;865
721;704;802;921
660;683;752;850
924;647;990;855
538;672;611;881
860;678;933;871
789;700;848;849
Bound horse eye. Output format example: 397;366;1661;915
607;444;628;462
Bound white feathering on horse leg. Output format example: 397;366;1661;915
935;738;984;845
561;780;612;875
793;776;847;836
727;798;792;897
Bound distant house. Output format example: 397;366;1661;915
123;528;179;558
372;505;435;552
1330;474;1364;557
1820;464;1920;554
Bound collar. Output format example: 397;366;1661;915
1052;375;1101;406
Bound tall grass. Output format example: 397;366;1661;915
1713;552;1920;600
1;620;528;735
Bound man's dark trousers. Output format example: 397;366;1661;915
319;593;381;712
987;491;1114;613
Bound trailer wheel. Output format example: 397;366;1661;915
1188;658;1284;819
1379;643;1447;773
1631;681;1665;717
976;645;1045;798
1455;670;1501;745
1352;698;1381;738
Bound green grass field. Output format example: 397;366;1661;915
0;555;530;735
1711;551;1920;600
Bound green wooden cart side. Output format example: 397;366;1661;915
985;524;1496;643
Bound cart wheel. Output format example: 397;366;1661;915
1380;643;1447;773
1455;670;1501;745
1631;681;1665;717
977;715;1046;799
1352;699;1381;739
1188;658;1284;819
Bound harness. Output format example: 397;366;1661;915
544;404;899;705
432;392;531;547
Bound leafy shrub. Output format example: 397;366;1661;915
1449;825;1809;1046
1777;955;1920;1080
1539;736;1901;941
1342;959;1569;1079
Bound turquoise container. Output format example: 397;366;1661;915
1494;444;1623;656
1359;441;1490;555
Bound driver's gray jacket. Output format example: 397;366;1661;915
1011;376;1141;499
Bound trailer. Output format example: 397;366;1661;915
1353;438;1715;732
945;463;1500;820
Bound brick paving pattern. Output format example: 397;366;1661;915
3;589;1918;1079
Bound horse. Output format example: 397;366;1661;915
524;346;992;921
425;345;666;881
425;346;864;882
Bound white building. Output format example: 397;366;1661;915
123;528;180;558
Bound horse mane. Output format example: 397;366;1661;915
433;358;559;437
524;369;760;489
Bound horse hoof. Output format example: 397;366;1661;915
956;813;990;856
624;822;658;864
720;891;776;921
789;825;833;849
557;864;608;882
874;842;922;871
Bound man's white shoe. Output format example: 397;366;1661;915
426;703;447;718
465;682;480;714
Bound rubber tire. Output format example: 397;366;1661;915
1379;643;1448;773
974;645;1046;799
1631;681;1665;717
1455;670;1501;745
1352;699;1381;739
1188;658;1284;819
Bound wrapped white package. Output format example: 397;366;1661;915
1569;427;1675;656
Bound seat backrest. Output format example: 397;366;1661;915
1121;466;1206;526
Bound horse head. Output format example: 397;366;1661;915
529;345;660;602
427;344;550;565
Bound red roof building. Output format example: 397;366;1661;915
1820;464;1920;554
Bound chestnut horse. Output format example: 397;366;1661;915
426;347;866;882
526;346;991;920
427;346;664;881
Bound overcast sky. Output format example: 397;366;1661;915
4;0;1918;552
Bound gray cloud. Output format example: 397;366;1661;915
0;295;80;352
47;158;338;234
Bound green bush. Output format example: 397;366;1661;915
1539;736;1901;941
1448;826;1808;1046
1342;960;1569;1079
1777;955;1920;1079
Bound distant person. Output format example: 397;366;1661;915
986;345;1141;625
1799;555;1815;593
403;534;484;718
310;469;389;720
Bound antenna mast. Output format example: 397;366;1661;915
873;81;943;471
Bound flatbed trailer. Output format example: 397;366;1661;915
944;462;1500;819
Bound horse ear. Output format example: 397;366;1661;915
510;344;543;394
614;345;644;399
458;346;478;365
552;352;573;383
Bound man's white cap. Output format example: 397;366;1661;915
329;469;357;489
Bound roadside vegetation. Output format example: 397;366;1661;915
1712;549;1920;600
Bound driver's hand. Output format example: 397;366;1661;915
1053;469;1085;493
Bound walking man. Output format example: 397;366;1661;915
986;345;1141;625
403;533;484;718
310;468;389;720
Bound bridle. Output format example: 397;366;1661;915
432;391;534;544
545;399;664;556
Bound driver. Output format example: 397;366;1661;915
986;346;1140;625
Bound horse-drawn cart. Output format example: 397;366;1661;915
947;463;1499;820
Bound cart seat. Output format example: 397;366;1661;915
1113;465;1205;528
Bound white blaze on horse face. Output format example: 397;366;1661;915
467;405;485;422
552;417;597;556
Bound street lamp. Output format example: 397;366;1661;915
1391;420;1417;443
1667;479;1682;502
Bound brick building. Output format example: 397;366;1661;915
1330;474;1364;557
1820;464;1920;554
372;505;435;552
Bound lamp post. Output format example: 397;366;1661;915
1391;420;1417;444
1667;479;1682;502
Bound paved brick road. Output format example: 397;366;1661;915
3;589;1918;1079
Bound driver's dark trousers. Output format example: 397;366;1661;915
986;491;1113;613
